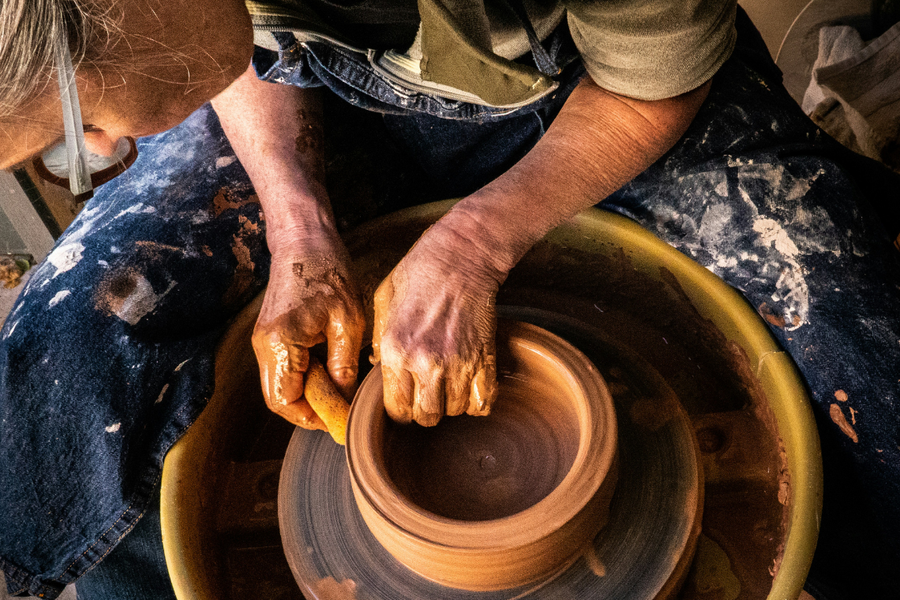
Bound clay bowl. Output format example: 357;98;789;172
345;320;618;592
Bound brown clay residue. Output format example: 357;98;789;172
211;188;260;217
312;577;358;600
238;214;259;235
222;235;255;306
232;235;254;272
830;403;859;443
95;267;139;315
757;302;801;328
221;207;265;307
582;544;607;577
758;302;785;328
222;220;263;307
131;241;185;262
834;389;848;402
777;480;790;506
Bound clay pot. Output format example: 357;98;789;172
346;320;618;591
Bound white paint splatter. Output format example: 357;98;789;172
3;320;18;340
115;203;147;220
714;180;728;197
717;256;738;268
752;218;800;258
105;423;121;433
48;290;71;308
46;243;85;278
216;156;236;168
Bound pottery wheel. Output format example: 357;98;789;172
279;307;703;600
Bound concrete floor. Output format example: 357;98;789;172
0;1;859;599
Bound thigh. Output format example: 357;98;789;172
0;103;267;593
75;485;175;600
604;12;900;595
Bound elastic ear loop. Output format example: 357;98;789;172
54;34;94;201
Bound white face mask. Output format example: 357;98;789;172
33;35;136;205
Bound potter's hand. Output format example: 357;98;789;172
252;237;365;429
372;220;504;426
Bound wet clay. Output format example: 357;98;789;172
383;347;580;521
346;320;617;591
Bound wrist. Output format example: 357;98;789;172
434;197;546;278
260;192;342;256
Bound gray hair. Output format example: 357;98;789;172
0;0;120;118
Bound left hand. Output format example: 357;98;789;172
372;221;503;426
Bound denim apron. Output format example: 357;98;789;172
3;6;900;599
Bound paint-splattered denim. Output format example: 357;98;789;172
0;110;266;599
2;8;898;600
605;13;900;598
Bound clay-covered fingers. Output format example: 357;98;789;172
252;330;326;430
383;362;451;427
254;247;366;430
381;364;414;424
371;224;503;427
466;358;498;417
379;352;499;427
324;303;365;401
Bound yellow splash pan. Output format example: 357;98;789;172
160;201;822;600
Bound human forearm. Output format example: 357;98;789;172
212;66;364;425
371;77;710;425
211;65;335;252
437;77;711;278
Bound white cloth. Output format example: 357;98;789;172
802;22;900;170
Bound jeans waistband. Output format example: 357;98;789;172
252;21;582;122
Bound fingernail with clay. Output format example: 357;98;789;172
468;369;496;417
416;409;442;428
333;366;357;383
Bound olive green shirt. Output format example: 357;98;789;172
248;0;737;106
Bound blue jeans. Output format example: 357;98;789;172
2;8;898;599
73;484;174;600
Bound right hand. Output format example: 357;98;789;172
252;235;365;430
